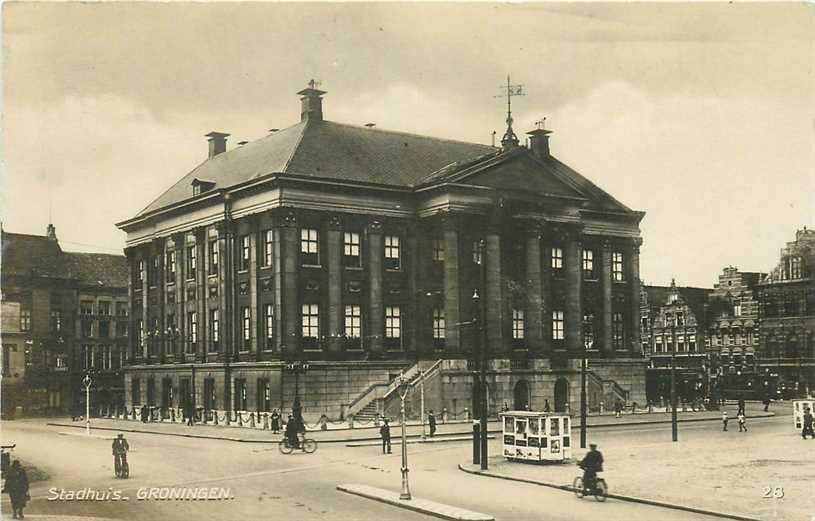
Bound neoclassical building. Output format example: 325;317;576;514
758;227;814;395
116;83;646;422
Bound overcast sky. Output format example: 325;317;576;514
2;2;813;287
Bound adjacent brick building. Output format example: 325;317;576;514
1;225;128;417
115;83;647;423
757;227;815;396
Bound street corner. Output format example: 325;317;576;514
337;483;495;521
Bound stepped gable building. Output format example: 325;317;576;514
758;227;814;395
641;280;712;403
115;82;646;423
1;225;129;417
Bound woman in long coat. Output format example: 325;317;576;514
4;460;30;519
270;409;281;433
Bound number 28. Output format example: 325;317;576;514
763;486;784;499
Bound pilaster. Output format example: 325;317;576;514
326;215;343;354
280;211;300;357
628;238;643;354
367;219;384;356
601;238;613;355
485;214;504;354
564;225;583;353
525;223;543;352
442;214;461;352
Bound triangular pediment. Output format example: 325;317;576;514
458;153;585;199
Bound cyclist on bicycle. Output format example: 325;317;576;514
285;414;300;449
578;443;604;494
112;433;129;478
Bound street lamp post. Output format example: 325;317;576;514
580;335;591;448
82;373;92;435
419;371;426;441
472;239;488;471
670;319;678;442
397;372;412;500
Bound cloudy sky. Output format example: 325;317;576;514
2;2;813;287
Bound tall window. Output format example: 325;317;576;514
302;304;320;348
187;245;197;279
733;299;742;317
385;235;401;270
264;304;274;350
432;308;445;342
187;312;197;353
385;306;402;348
552;310;564;340
150;255;161;286
612;252;624;281
582;249;595;278
472;240;484;265
583;313;595;347
136;260;144;284
2;345;11;377
344;232;362;268
209;309;219;352
50;310;62;333
208;240;219;275
239;235;250;271
99;301;111;316
80;301;94;315
166;250;176;279
257;378;271;413
132;378;141;406
20;309;31;331
81;320;93;338
301;228;319;265
512;309;525;340
431;238;445;262
676;311;685;326
117;302;128;317
612;312;625;349
551;247;563;270
790;256;803;279
241;307;251;350
344;305;362;349
99;319;111;339
262;229;274;268
234;379;247;411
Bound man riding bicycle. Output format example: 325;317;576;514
284;414;300;449
578;443;604;494
112;433;129;478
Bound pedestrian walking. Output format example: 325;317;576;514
380;418;392;454
802;408;814;439
737;399;746;417
428;410;437;437
271;409;281;433
738;412;747;432
614;399;623;418
763;397;771;412
442;407;449;424
186;402;195;426
543;399;551;413
140;404;148;423
722;411;729;431
3;460;29;519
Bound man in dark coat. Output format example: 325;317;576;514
578;444;604;494
737;399;746;417
803;408;814;439
112;433;130;478
140;404;148;423
428;410;437;437
380;418;392;454
285;414;300;449
270;409;281;434
3;460;29;519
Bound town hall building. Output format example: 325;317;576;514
116;82;647;423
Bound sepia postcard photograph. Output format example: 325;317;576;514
0;2;813;521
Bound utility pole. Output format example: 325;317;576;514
420;371;426;441
397;372;411;500
82;373;92;435
671;318;678;442
477;239;488;471
580;352;588;448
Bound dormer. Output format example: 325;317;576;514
191;178;216;196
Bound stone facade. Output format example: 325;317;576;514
116;82;647;422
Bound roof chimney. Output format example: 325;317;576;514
205;132;230;158
527;128;552;159
297;80;326;122
46;223;57;240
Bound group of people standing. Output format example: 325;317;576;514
722;399;748;432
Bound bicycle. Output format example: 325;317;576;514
114;454;130;479
279;435;317;455
573;474;608;502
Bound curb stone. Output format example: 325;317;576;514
337;483;494;521
457;464;762;521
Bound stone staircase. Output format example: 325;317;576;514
354;401;380;423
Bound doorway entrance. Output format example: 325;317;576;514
554;377;569;412
513;380;530;410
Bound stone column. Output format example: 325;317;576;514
280;211;300;356
485;220;504;353
442;215;461;352
173;233;185;359
564;228;583;353
248;217;261;360
326;215;343;354
194;226;206;361
124;247;138;364
525;224;543;352
628;238;643;354
367;219;384;356
601;239;613;355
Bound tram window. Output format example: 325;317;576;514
529;420;539;436
563;436;571;448
563;417;570;430
541;437;548;448
550;418;560;436
504;417;514;431
516;420;527;435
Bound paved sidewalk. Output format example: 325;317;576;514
337;483;494;521
44;403;775;444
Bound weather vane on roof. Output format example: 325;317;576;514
308;79;322;90
494;75;525;148
535;118;547;131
